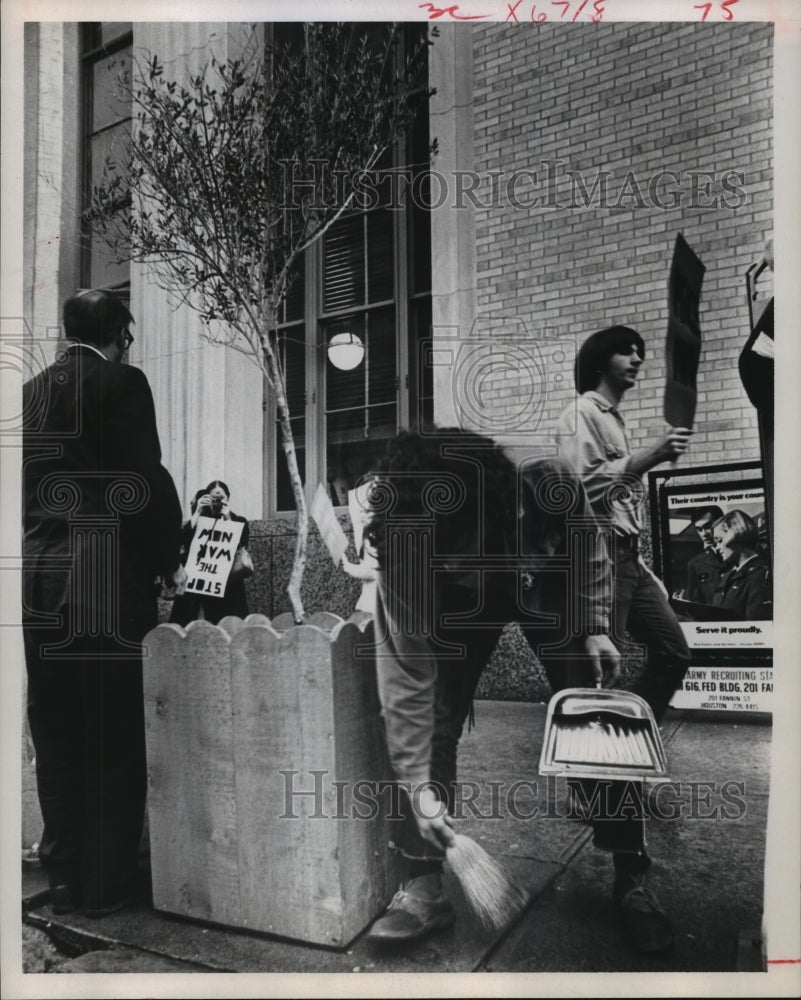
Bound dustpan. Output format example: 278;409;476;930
539;688;669;782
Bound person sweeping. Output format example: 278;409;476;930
364;428;620;942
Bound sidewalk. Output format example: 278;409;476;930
21;700;770;977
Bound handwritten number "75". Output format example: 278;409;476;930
694;0;739;21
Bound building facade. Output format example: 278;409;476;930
23;20;772;615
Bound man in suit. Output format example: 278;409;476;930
22;289;186;917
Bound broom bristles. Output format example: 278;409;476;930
446;833;529;931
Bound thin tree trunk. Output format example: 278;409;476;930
263;342;307;624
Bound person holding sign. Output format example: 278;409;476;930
169;480;253;626
556;326;693;719
555;325;693;953
341;481;380;615
341;539;379;615
310;480;379;616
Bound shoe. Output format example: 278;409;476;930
50;883;81;915
82;873;150;919
617;884;674;955
612;851;651;902
367;874;455;943
83;893;138;919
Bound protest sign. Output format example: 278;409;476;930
347;479;376;554
311;483;349;566
664;233;705;429
183;516;244;597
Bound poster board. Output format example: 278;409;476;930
347;478;378;555
664;233;705;428
649;463;773;716
310;482;349;566
650;464;772;658
670;663;773;714
183;516;244;598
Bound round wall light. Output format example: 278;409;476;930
327;332;365;371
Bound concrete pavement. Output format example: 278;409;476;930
20;700;771;981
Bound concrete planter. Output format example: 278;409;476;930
142;612;403;947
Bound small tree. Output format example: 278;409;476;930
88;23;431;622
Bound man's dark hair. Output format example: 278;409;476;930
63;289;134;347
691;505;724;524
366;428;519;566
575;325;645;393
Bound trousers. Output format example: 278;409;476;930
610;549;691;724
24;614;148;908
396;552;690;863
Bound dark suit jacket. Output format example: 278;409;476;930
685;548;722;605
739;296;773;415
713;555;772;621
23;343;183;643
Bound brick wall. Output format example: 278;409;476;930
467;21;772;467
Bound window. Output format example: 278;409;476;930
269;24;433;512
80;22;133;291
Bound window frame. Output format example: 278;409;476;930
264;25;432;515
79;22;133;294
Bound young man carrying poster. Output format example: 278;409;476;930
555;324;695;953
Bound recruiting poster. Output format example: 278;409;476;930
183;515;244;597
655;476;772;655
670;664;773;714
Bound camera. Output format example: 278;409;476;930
202;497;223;517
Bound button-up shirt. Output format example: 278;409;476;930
556;390;643;538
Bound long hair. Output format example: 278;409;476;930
189;481;231;515
575;325;645;393
714;509;759;552
366;428;519;569
204;479;231;498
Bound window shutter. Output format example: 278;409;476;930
323;215;365;313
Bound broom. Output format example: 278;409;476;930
446;833;529;931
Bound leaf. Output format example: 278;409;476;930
86;22;429;616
